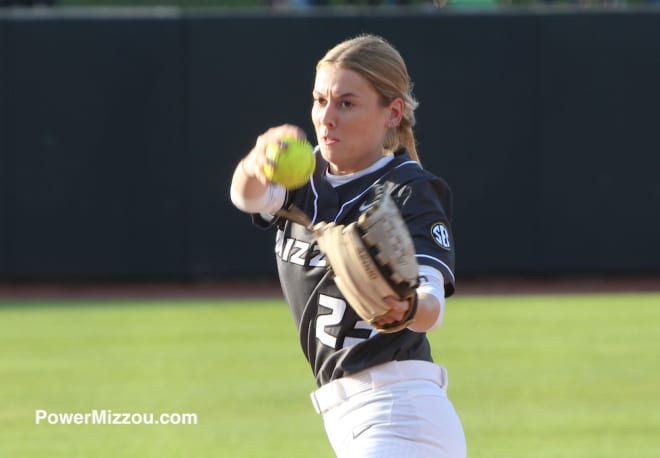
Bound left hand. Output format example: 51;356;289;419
369;296;411;329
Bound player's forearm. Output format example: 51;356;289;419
407;266;446;332
230;156;287;215
231;155;268;201
409;292;443;333
230;160;268;213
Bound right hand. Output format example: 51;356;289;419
241;124;307;186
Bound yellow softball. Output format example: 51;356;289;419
263;137;315;189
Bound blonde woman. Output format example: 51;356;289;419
231;34;466;457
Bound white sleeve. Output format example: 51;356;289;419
416;265;446;332
230;183;286;215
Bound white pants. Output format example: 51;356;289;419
310;360;467;458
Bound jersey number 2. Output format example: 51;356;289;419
316;294;376;350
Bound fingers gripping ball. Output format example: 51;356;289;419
263;137;315;189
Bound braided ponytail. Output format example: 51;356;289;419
399;121;420;163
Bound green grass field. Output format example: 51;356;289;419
1;292;659;457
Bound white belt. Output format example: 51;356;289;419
310;360;448;415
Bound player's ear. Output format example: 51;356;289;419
386;98;404;128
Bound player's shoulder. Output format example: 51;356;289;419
388;149;424;176
384;150;453;217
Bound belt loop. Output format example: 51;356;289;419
310;391;322;414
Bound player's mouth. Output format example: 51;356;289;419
322;135;339;145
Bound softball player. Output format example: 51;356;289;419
231;34;466;458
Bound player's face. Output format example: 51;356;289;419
312;64;398;175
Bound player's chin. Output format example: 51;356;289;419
319;145;348;168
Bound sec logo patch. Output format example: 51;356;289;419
431;223;451;250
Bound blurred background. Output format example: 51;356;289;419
1;0;659;289
3;0;660;8
1;5;659;458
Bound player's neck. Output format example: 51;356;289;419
324;154;394;188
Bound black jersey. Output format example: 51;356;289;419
253;148;455;387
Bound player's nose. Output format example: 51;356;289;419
318;105;337;129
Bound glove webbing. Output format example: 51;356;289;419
355;223;419;298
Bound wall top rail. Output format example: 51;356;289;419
2;6;660;21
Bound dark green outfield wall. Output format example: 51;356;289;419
1;9;659;280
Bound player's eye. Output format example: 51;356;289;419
313;97;327;107
340;100;354;109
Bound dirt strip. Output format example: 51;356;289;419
0;275;659;301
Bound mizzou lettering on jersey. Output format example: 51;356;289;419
275;230;327;267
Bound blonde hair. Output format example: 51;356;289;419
317;34;420;162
